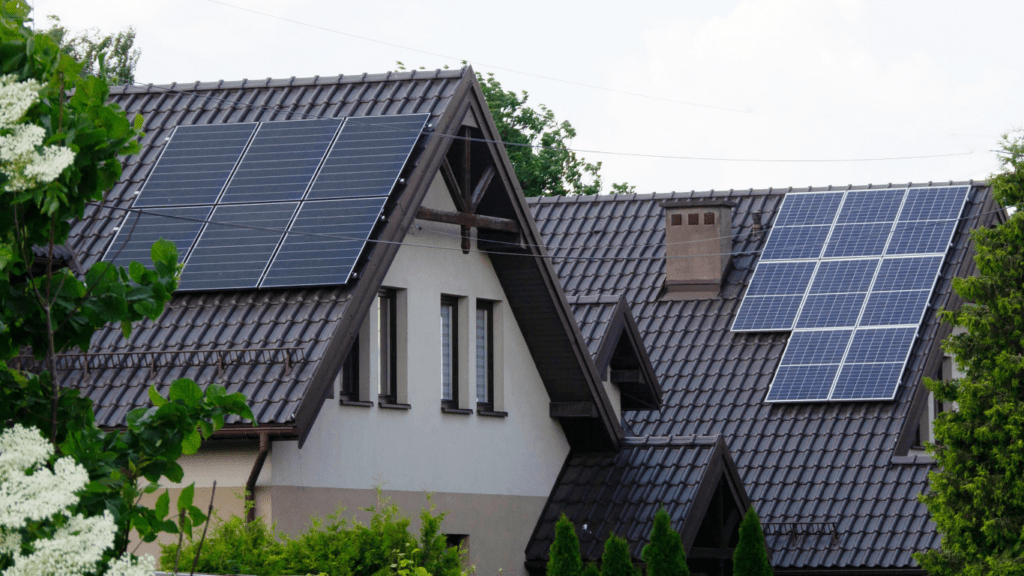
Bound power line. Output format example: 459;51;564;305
205;0;748;114
128;82;978;164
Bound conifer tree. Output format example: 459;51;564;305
916;131;1024;574
600;534;634;576
583;562;601;576
641;508;689;576
733;507;772;576
548;514;583;576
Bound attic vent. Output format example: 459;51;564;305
660;200;736;301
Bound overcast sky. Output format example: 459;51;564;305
34;0;1022;194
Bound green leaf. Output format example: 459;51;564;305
181;429;201;455
168;378;202;407
147;385;167;407
128;260;145;283
150;238;179;275
177;483;195;513
155;490;170;520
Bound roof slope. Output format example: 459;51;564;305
528;183;1002;571
64;70;467;428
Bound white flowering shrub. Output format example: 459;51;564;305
0;74;75;192
0;424;154;576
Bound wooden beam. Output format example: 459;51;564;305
461;127;472;207
549;402;599;418
415;207;520;234
610;369;642;384
439;158;467;212
469;164;496;212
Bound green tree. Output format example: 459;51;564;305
548;514;583;576
0;3;252;571
915;131;1024;576
641;507;689;576
600;534;634;576
43;14;139;85
733;507;772;576
583;562;601;576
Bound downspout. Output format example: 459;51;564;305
245;432;270;523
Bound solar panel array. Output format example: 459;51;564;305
105;114;429;291
730;185;970;402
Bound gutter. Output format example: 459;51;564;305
245;431;270;523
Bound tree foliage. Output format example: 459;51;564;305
641;507;689;576
0;3;253;570
733;507;772;576
915;131;1024;576
599;534;634;576
42;15;139;85
548;514;583;576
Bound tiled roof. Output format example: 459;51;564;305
567;294;621;359
528;183;1001;570
526;436;723;563
63;69;467;427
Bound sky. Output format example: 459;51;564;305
33;0;1023;194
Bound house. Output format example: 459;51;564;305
54;67;662;575
525;184;1003;576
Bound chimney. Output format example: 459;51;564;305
660;199;735;300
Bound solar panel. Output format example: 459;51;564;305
736;184;972;402
178;203;296;291
219;119;341;204
260;197;387;288
105;114;430;292
106;206;212;268
306;114;429;200
778;329;852;365
134;123;257;207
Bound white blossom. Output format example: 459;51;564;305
0;74;75;192
0;425;154;576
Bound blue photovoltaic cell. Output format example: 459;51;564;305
261;197;387;288
744;261;817;296
899;186;969;222
809;259;878;294
761;226;830;260
306;114;428;200
860;290;930;326
134;123;257;207
219;119;341;204
823;223;891;258
844;327;916;363
829;363;905;400
836;189;904;224
731;295;803;331
779;329;852;365
178;203;296;291
774;193;843;226
873;256;943;291
106;206;212;269
886;220;957;255
765;364;840;402
795;293;866;329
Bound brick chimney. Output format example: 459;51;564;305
660;199;735;300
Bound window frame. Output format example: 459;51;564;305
440;295;468;412
475;300;494;410
377;289;398;403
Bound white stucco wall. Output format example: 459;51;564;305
271;173;571;497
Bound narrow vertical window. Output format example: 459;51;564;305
340;335;359;399
441;296;458;406
476;301;493;406
377;289;397;401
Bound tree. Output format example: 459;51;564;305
0;3;252;572
43;15;139;85
732;507;772;576
641;507;689;576
600;534;634;576
548;514;583;576
915;130;1024;576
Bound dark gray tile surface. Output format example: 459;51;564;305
528;183;999;570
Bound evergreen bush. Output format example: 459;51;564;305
547;514;583;576
732;507;772;576
600;534;634;576
641;508;689;576
583;562;601;576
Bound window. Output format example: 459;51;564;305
339;335;360;399
476;301;493;407
377;289;397;402
441;296;459;408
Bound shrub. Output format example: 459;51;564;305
733;507;772;576
600;534;634;576
641;508;689;576
547;514;583;576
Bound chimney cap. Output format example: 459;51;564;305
660;199;737;209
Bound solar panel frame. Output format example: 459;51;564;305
103;206;213;269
